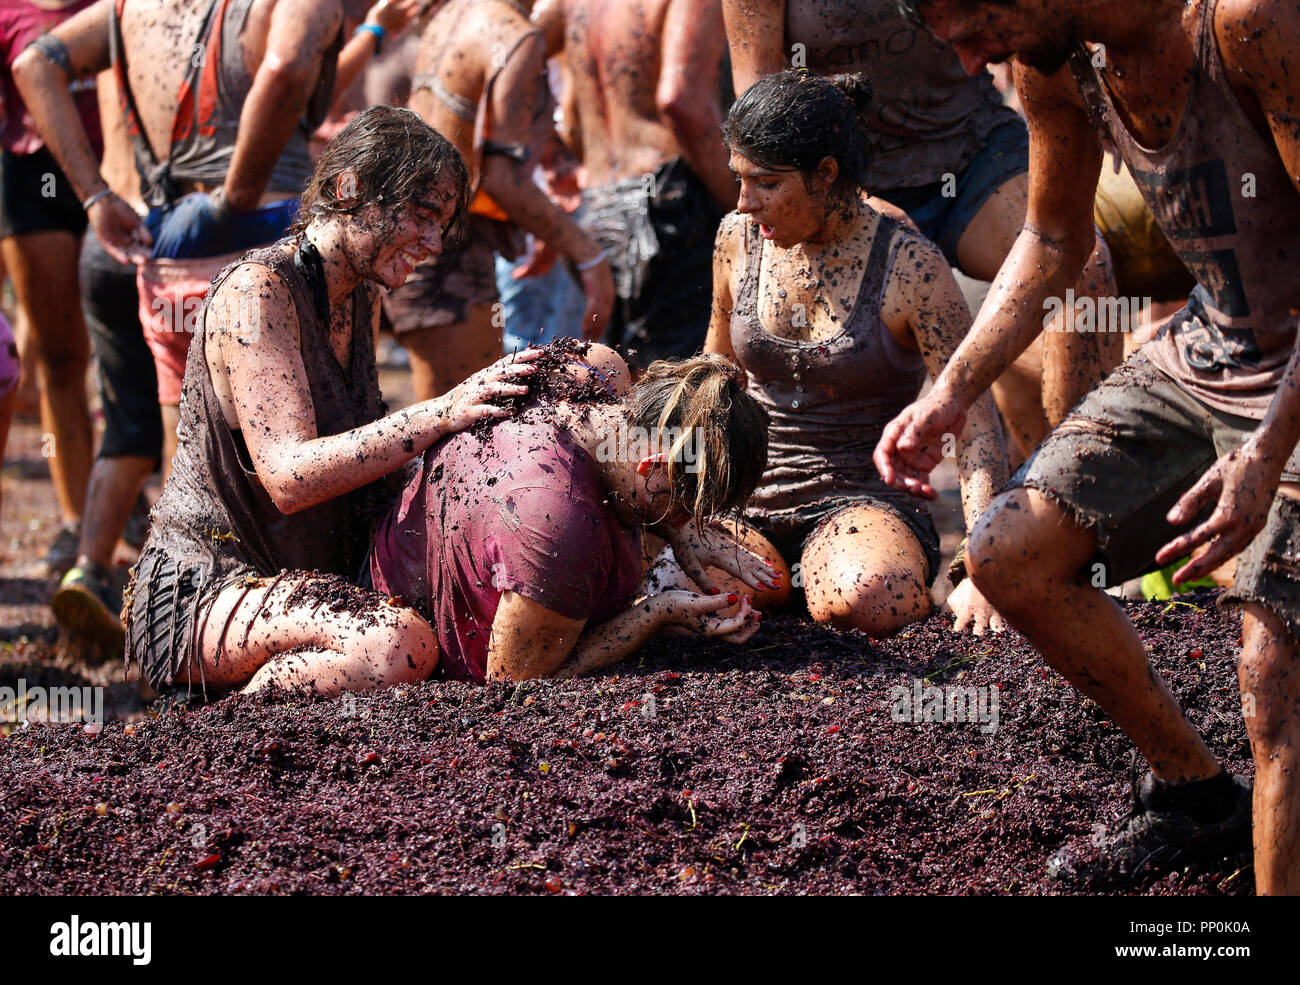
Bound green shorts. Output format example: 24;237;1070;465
1009;349;1300;642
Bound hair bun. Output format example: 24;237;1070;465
827;73;874;115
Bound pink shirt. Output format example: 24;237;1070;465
368;412;644;683
0;0;101;156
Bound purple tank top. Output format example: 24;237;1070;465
1068;0;1299;419
730;213;928;514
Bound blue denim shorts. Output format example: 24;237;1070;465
881;118;1029;267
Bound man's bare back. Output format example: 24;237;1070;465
118;0;337;200
410;0;544;180
537;0;731;204
554;0;681;186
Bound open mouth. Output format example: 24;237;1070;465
757;222;775;240
395;247;427;275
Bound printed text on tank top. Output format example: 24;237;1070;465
1066;0;1300;417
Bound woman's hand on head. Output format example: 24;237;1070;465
650;590;762;644
942;579;1007;636
428;348;543;433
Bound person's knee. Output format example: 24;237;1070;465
806;563;930;636
364;609;439;685
968;489;1093;602
32;326;89;374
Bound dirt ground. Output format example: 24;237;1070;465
0;357;1250;896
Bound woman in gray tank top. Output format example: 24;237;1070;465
123;107;541;699
706;72;1011;637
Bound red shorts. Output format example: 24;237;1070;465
137;253;240;404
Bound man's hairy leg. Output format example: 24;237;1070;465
79;455;154;567
1238;601;1300;895
969;487;1222;782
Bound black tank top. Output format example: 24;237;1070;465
142;240;391;587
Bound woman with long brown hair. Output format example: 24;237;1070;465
124;106;539;697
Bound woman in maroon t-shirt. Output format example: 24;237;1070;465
368;346;779;682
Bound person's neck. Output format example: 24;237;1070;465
801;193;871;253
553;402;643;524
305;221;362;309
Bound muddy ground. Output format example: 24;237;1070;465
0;359;1251;896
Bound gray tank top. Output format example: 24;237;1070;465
787;0;1016;191
730;213;928;514
1068;0;1299;419
143;241;391;589
110;0;337;207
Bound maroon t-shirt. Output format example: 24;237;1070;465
367;411;644;683
0;0;101;156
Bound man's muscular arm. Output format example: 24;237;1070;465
1156;0;1300;582
657;0;735;210
224;0;343;210
874;61;1102;497
720;0;784;94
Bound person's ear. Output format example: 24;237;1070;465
814;156;839;195
336;169;360;206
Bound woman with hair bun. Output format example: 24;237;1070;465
707;71;1011;636
367;343;777;682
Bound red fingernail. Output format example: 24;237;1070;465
727;594;739;605
708;588;720;595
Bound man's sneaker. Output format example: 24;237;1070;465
50;561;125;655
1047;764;1252;888
43;523;81;579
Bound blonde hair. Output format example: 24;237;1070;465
626;353;769;523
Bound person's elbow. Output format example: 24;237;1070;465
13;48;61;107
255;461;312;516
657;88;719;146
256;52;317;104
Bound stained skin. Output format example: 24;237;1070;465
405;0;613;399
706;133;1012;637
878;0;1300;896
722;0;1121;459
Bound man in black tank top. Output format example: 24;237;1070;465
879;0;1300;896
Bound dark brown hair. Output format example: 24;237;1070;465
722;70;874;200
288;105;469;239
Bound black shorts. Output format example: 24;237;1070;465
581;158;723;370
0;145;88;239
81;226;163;461
124;547;205;693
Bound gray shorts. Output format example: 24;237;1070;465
1010;349;1300;641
